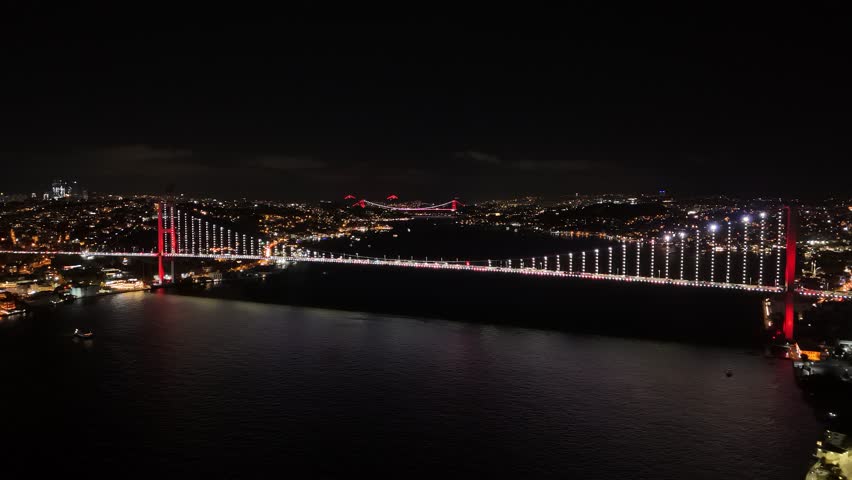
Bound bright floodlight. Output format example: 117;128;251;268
742;216;751;223
664;235;672;241
678;232;686;238
759;212;767;218
709;223;718;232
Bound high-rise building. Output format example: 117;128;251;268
52;179;68;199
50;180;82;199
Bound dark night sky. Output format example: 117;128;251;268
1;6;850;201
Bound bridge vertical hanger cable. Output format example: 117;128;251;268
650;239;655;277
185;212;189;254
176;209;181;253
725;221;732;283
170;205;176;254
636;241;641;277
758;213;766;285
608;246;613;274
742;216;750;284
709;224;717;282
775;209;784;287
694;229;700;282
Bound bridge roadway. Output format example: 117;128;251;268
6;249;850;300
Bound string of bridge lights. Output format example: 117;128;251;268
636;240;642;278
708;223;717;282
295;209;789;289
742;215;750;284
694;230;700;282
726;220;733;284
758;211;767;286
775;209;784;287
160;207;791;293
169;209;266;257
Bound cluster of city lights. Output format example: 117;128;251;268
6;205;847;301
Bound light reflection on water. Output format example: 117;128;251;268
1;291;824;478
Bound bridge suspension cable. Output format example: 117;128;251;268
357;199;462;212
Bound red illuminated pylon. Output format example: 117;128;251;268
157;203;165;283
783;206;797;340
156;202;177;285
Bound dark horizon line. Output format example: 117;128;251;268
1;189;847;204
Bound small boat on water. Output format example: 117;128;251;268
74;328;94;339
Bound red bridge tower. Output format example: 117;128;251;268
156;202;177;284
783;206;797;340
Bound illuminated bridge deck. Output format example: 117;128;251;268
5;249;850;300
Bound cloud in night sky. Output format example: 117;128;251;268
0;14;849;199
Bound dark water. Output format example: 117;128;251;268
2;291;824;478
308;218;611;261
192;262;773;346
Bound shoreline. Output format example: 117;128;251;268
8;286;151;315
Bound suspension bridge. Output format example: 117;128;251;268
1;201;849;341
351;198;463;212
